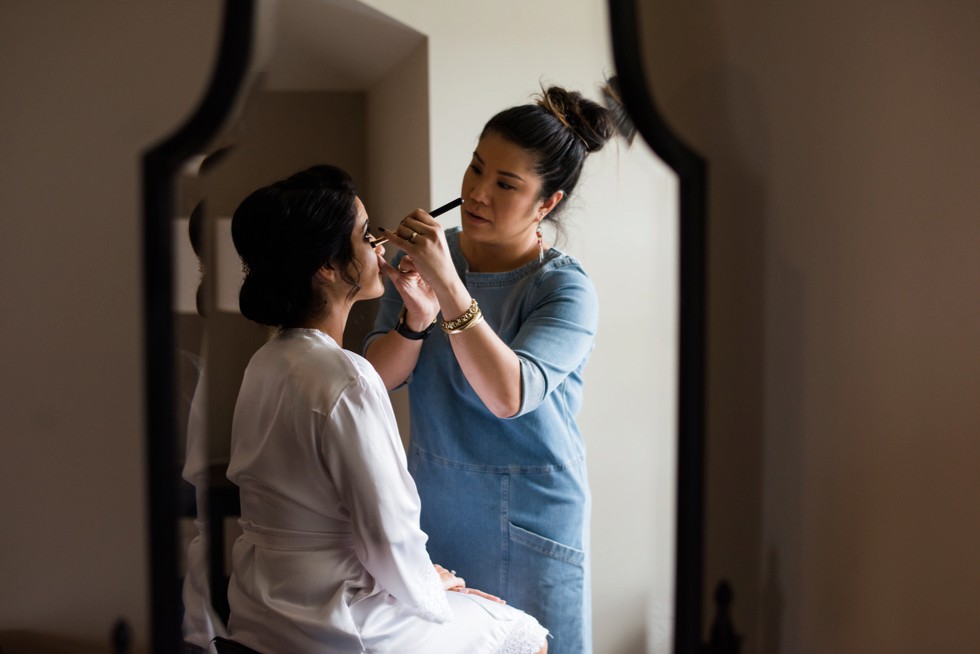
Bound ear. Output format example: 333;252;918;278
537;190;564;219
315;265;337;284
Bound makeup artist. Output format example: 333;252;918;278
365;81;630;654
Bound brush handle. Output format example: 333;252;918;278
429;197;463;218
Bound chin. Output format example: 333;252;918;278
367;277;386;299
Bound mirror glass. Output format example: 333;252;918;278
170;1;681;651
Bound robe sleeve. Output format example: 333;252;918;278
319;372;452;623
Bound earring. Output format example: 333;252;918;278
537;225;544;263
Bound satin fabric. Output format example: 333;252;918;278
179;349;228;649
225;329;546;654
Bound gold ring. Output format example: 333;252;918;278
409;231;418;243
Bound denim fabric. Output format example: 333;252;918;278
366;227;598;653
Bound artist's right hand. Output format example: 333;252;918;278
378;253;439;330
381;210;461;300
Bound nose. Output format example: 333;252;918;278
467;177;492;205
375;243;386;256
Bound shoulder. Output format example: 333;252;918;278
269;331;365;405
339;349;387;393
535;251;596;298
522;252;598;324
288;332;359;378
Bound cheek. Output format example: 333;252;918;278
504;195;535;220
364;251;378;272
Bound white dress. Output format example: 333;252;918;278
225;329;548;654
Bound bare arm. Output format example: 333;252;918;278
382;213;523;418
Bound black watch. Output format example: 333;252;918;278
395;305;436;341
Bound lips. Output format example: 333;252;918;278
465;209;489;223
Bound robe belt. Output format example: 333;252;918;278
238;519;354;551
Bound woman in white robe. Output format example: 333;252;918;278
224;165;549;654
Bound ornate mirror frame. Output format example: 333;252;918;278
608;1;708;652
142;2;255;650
142;1;707;652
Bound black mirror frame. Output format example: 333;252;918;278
608;1;709;652
141;1;255;651
143;1;707;651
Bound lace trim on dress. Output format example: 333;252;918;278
414;563;453;623
497;614;549;654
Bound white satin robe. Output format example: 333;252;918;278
180;348;228;649
225;329;546;654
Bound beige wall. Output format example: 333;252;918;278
0;1;223;650
639;1;980;652
365;41;431;440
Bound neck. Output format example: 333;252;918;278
459;231;543;273
299;304;350;346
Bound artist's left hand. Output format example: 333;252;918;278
378;253;439;330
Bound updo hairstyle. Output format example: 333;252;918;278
231;165;361;328
479;78;632;221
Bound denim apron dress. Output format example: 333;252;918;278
368;228;598;654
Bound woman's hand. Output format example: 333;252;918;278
433;563;464;591
378;253;439;330
433;564;506;603
381;210;464;301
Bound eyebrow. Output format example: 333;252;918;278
473;151;526;182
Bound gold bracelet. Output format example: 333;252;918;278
444;310;483;334
441;298;482;334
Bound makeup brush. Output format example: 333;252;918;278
371;198;463;247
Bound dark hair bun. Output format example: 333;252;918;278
238;270;294;327
537;85;615;153
233;188;302;326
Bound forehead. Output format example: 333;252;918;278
475;133;539;175
353;196;368;223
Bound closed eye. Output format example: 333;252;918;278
365;226;388;248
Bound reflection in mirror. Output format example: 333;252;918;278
157;1;684;651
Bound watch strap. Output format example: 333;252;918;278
395;305;436;341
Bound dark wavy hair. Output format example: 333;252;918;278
480;78;632;222
231;165;361;328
